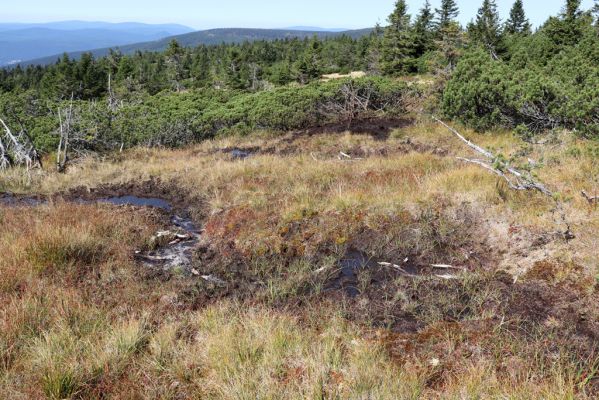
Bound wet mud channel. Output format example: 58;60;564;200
1;191;202;276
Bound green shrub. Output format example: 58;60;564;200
3;77;415;153
442;23;599;136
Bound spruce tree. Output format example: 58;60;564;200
366;23;384;74
226;47;250;89
165;40;185;91
505;0;531;35
435;0;459;31
191;47;212;88
469;0;504;58
593;0;599;27
548;0;584;45
563;0;582;21
381;0;415;75
435;21;464;70
413;0;435;58
294;37;322;83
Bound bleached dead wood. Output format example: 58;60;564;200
433;116;576;239
320;81;376;128
435;274;458;280
433;117;494;159
0;117;41;170
56;96;74;173
0;135;10;170
433;116;553;197
581;191;599;205
431;264;464;270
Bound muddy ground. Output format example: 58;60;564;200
3;164;599;392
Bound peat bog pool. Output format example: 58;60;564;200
0;192;202;275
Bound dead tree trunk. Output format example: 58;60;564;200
432;116;553;196
433;116;574;240
0;117;41;170
56;97;74;173
107;73;125;152
0;134;10;170
14;117;42;169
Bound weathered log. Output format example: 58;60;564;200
433;116;574;240
433;116;553;197
582;190;599;205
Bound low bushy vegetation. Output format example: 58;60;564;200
0;76;415;152
0;0;597;159
443;20;599;136
2;0;599;398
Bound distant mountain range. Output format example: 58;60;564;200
16;27;373;67
284;26;349;32
0;21;194;66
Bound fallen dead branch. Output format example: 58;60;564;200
431;264;464;270
435;274;458;280
432;116;553;196
433;116;575;240
581;191;599;206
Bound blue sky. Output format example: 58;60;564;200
2;0;596;30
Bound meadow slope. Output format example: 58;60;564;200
2;118;599;398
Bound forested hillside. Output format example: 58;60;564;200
0;21;194;66
19;27;373;67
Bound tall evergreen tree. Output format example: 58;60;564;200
593;0;599;27
413;0;436;57
434;21;464;70
381;0;415;75
435;0;459;31
294;37;323;83
469;0;504;58
165;40;186;91
545;0;585;46
366;23;384;74
563;0;582;21
226;47;250;89
191;47;212;88
505;0;531;34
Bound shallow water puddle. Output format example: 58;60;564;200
1;192;201;274
0;193;44;207
96;196;200;273
99;195;172;211
327;248;462;298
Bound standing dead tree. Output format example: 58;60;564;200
56;97;74;173
107;73;127;152
0;117;42;171
0;133;9;170
56;92;119;171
